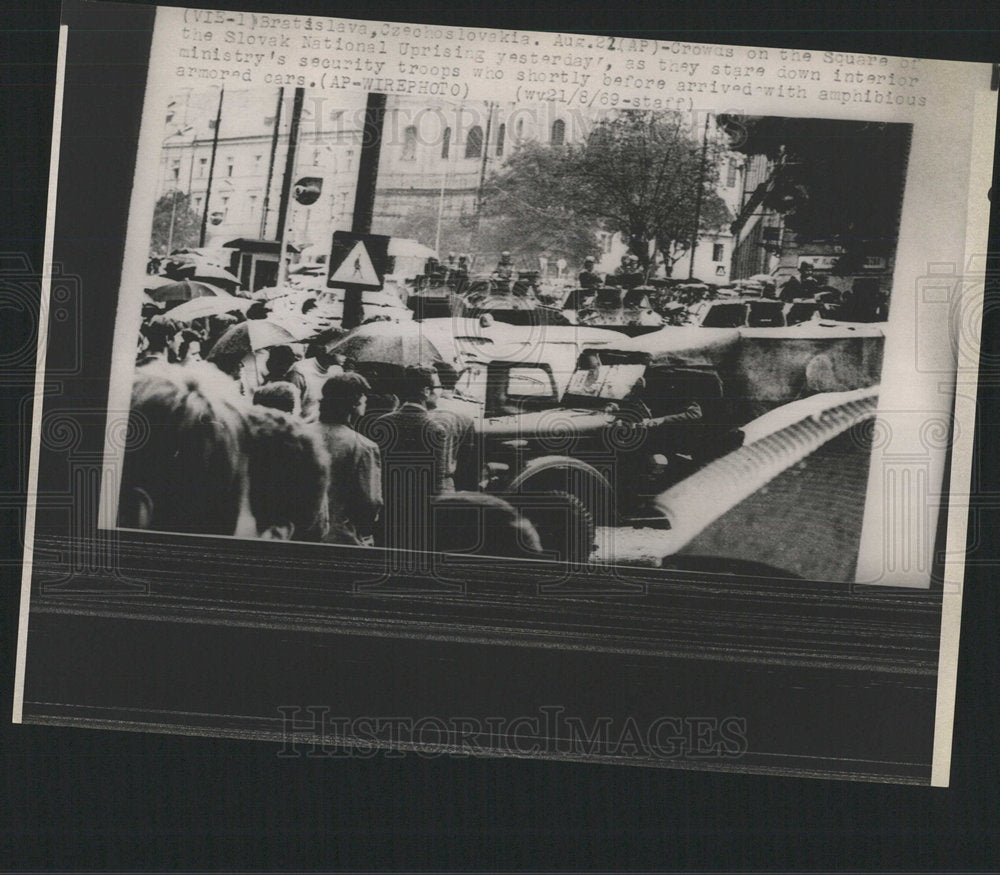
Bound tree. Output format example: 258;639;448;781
717;115;910;275
483;111;731;274
150;191;201;254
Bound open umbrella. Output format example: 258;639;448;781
207;319;298;361
329;321;445;367
178;261;242;289
146;279;227;303
166;292;251;322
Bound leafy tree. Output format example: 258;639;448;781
482;111;731;274
717;115;910;275
150;190;201;254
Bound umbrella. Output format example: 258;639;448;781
207;320;298;360
141;291;164;308
329;321;445;367
146;279;227;303
166;292;251;322
143;274;178;291
174;259;242;288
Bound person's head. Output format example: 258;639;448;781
253;381;301;416
246;301;270;320
312;327;343;364
244;407;330;541
319;371;372;425
265;345;298;381
398;364;442;408
301;297;317;315
433;360;460;395
799;261;814;278
430;492;543;558
141;318;177;356
584;256;595;268
119;361;251;536
172;328;202;363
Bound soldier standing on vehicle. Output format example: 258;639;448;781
780;261;821;302
494;250;515;280
578;256;603;290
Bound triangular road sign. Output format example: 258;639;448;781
329;240;381;287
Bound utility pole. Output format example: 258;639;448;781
275;86;305;289
260;87;284;239
343;92;387;331
688;112;711;280
199;86;225;247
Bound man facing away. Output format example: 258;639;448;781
317;372;383;546
371;364;452;551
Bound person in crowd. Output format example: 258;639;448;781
118;361;253;537
430;361;481;492
263;345;300;385
169;328;203;365
578;256;603;290
429;492;544;559
317;373;383;546
780;261;821;302
136;318;178;366
372;364;451;550
244;406;330;542
301;297;317;316
287;328;345;421
245;301;270;320
252;381;301;416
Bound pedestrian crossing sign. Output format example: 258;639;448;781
326;231;390;291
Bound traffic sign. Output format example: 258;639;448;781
327;231;390;292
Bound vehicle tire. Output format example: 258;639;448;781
504;490;596;564
507;457;616;526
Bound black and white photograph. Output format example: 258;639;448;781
121;87;906;575
10;0;997;796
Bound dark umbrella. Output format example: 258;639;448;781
146;279;227;304
207;319;298;361
329;320;445;367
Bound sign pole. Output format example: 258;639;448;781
343;92;387;330
198;85;224;247
275;86;305;290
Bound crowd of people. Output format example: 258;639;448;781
123;302;552;560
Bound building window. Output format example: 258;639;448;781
402;125;418;161
713;243;725;262
193;196;203;211
465;125;483;159
345;149;354;171
312;148;321;165
254;154;262;169
551;119;566;146
263;116;275;127
198;157;207;177
220;195;229;218
516;119;524;139
441;127;451;160
248;195;258;219
225;158;234;178
171;159;180;181
496;123;505;157
726;158;738;187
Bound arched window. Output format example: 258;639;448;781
551;119;566;146
496;123;506;157
441;127;451;159
465;125;483;159
402;125;418;161
516;119;524;139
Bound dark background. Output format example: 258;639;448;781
2;0;999;869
